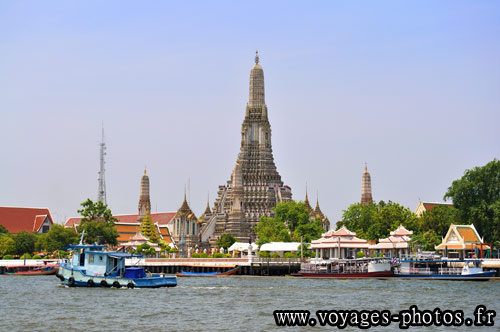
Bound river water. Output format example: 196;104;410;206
0;275;499;331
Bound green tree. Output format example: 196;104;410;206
0;234;15;256
419;206;458;238
0;224;9;234
410;230;441;252
444;159;500;244
274;201;310;233
216;233;237;250
43;224;79;252
255;216;291;247
338;201;419;240
12;231;37;256
77;199;119;245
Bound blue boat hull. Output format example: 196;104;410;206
57;264;177;288
395;271;495;281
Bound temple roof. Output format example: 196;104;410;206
175;193;198;221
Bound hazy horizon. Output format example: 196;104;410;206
1;1;499;226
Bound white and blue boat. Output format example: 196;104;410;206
56;244;177;288
394;257;495;281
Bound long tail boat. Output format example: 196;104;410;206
4;264;59;276
176;266;241;277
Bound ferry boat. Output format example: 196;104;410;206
4;263;59;276
394;257;496;281
296;257;393;278
56;244;177;288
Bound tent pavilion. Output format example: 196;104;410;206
259;242;301;257
228;242;257;258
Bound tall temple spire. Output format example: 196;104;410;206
304;184;313;215
248;50;265;107
206;52;292;244
138;169;151;220
361;163;373;205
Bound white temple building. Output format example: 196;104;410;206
310;226;370;259
369;225;413;257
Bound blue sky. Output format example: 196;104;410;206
1;1;499;224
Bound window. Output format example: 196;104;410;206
177;219;179;233
192;222;195;235
187;220;190;235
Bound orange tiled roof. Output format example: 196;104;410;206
436;243;490;250
0;207;54;233
65;212;176;227
457;227;480;242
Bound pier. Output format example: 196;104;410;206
124;258;303;276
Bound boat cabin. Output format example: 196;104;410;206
67;244;141;277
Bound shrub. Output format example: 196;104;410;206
20;253;31;260
192;253;201;258
370;252;376;258
284;252;296;258
356;251;366;258
271;253;281;258
378;253;384;257
258;251;270;258
200;252;209;258
3;254;13;260
32;255;42;259
213;253;224;258
224;253;232;258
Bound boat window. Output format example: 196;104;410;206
99;255;103;261
80;249;85;266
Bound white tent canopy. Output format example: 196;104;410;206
228;242;257;252
259;242;301;252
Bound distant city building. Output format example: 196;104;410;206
200;52;292;246
0;207;54;234
361;164;373;205
414;201;454;217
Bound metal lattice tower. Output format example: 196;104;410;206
97;125;107;204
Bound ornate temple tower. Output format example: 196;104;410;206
361;164;373;205
203;52;292;245
138;169;151;220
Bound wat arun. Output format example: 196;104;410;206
200;52;292;245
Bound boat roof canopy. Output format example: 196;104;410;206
64;244;107;250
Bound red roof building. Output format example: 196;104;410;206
64;212;176;245
0;207;54;233
414;201;453;217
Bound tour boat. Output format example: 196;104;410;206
4;264;59;276
56;244;177;288
394;257;496;281
296;257;393;278
176;266;241;277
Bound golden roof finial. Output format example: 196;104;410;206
255;50;259;64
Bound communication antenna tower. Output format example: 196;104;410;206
97;124;107;204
